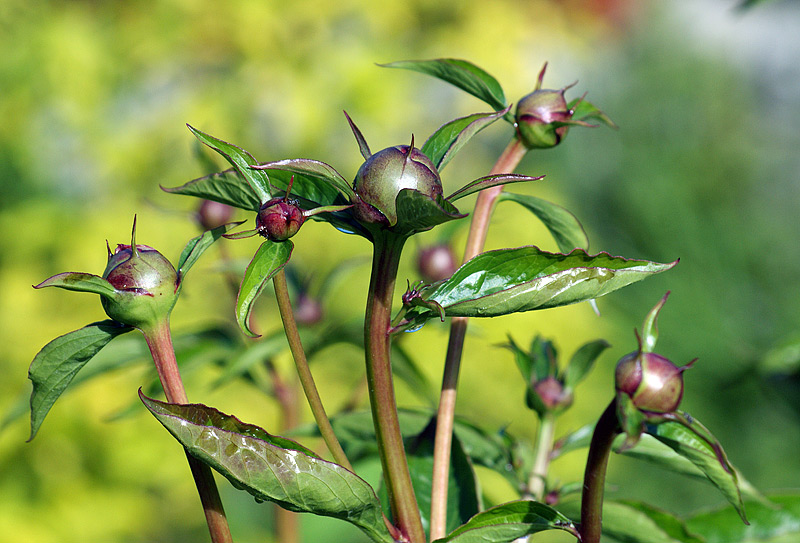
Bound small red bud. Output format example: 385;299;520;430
256;198;305;241
615;351;690;413
534;376;573;411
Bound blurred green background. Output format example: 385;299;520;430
2;0;800;541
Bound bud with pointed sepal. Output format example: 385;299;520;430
615;350;694;413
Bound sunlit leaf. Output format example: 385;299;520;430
422;108;510;171
236;240;293;337
28;320;133;440
498;192;589;253
162;168;262;212
253;158;355;200
687;493;800;543
140;393;394;543
447;175;544;203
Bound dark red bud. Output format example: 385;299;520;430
256;198;305;241
417;245;458;283
615;351;690;413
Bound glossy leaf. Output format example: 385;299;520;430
253;158;355;201
382;59;507;112
140;393;394;543
162;168;262;212
177;222;244;281
34;272;117;299
498;192;589;253
687;493;800;543
236;240;293;337
28;320;133;440
568;97;617;129
187;124;272;204
407;247;676;324
422;108;510;171
392;189;466;237
563;339;610;390
433;500;578;543
447;174;544;203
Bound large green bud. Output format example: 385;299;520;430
352;144;443;226
101;243;180;329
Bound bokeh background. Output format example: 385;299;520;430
2;0;800;541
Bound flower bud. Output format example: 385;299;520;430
101;243;179;329
256;198;305;241
615;351;689;413
533;376;573;411
417;244;458;283
196;200;235;230
515;88;573;149
352;144;443;226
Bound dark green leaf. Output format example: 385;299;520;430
177;222;244;281
563;339;610;390
392;189;466;237
140;393;394;543
503;335;534;384
411;247;676;322
28;320;133;440
236;240;293;337
422;108;510;171
264;167;346;207
568;98;617;129
162;168;262;212
253;158;355;201
498;192;589;254
211;331;288;388
447;175;544;203
187;124;272;204
433;500;578;543
687;493;800;543
34;272;117;299
382;59;507;112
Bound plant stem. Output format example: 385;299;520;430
141;319;233;543
366;231;425;543
526;412;556;501
579;398;620;543
272;269;353;472
429;136;528;540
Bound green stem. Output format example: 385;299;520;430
272;269;353;472
141;319;233;543
526;412;556;501
366;232;425;543
579;398;620;543
429;136;528;540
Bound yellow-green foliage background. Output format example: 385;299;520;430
2;1;800;542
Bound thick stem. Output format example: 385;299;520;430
366;232;425;543
429;136;528;540
272;269;353;472
141;319;233;543
526;412;556;501
579;398;620;543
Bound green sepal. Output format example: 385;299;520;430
447;174;544;203
28;320;133;440
139;392;394;543
34;272;117;299
391;189;466;237
422;107;510;171
617;392;646;451
641;291;670;353
236;240;293;337
568;97;617;129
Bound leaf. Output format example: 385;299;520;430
253;158;355;201
344;111;372;160
392;189;466;237
498;192;589;253
687;493;800;543
176;221;244;281
187;124;272;204
211;330;287;388
422;108;510;171
140;393;394;543
640;291;670;353
236;240;293;337
433;500;578;543
162;168;262;212
447;175;544;203
563;339;610;390
34;272;117;299
412;247;677;321
646;417;748;523
382;59;507;112
28;320;133;440
568;97;617;129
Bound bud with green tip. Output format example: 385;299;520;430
256;197;305;241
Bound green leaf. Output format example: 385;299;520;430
253;158;355;201
34;272;117;299
433;500;578;543
176;222;244;281
187;124;272;204
236;240;293;337
211;330;288;388
382;59;507;112
646;416;748;523
447;175;544;203
422;108;510;171
498;192;589;254
563;339;610;390
503;335;534;384
412;247;676;321
344;111;372;160
687;493;800;543
140;393;394;543
568;97;617;129
28;320;133;440
392;189;466;237
162;168;262;212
